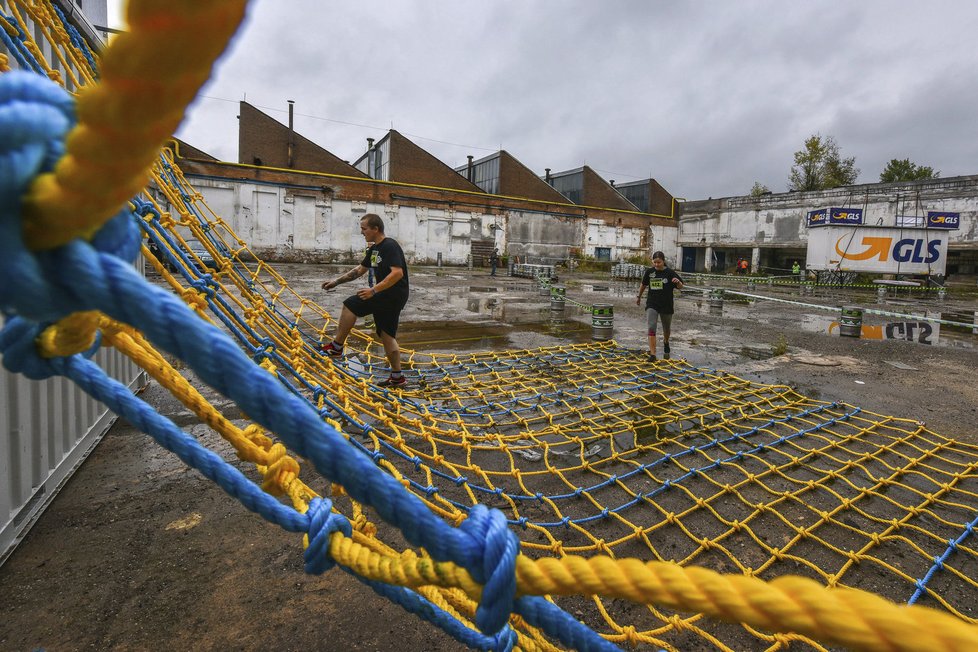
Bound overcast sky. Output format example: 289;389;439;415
109;1;978;200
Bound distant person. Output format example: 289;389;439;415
489;248;499;277
791;260;801;275
637;251;685;361
737;258;749;275
319;213;410;387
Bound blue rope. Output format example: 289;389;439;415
908;511;978;605
351;572;519;651
0;14;42;73
0;321;308;533
303;497;352;574
50;3;98;75
0;70;608;650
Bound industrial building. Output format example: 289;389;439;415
170;102;679;266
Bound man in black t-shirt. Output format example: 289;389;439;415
636;251;684;361
319;213;410;387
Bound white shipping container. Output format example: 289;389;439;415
806;226;949;275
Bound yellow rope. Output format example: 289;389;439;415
22;0;248;250
320;528;978;651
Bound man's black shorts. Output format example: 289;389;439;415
343;289;409;337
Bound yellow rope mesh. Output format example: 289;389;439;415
128;147;978;652
7;2;978;650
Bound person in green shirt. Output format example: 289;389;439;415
636;251;685;361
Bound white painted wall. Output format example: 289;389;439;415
179;177;673;265
680;177;978;250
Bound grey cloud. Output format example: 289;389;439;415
155;0;978;199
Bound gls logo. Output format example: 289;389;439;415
835;236;941;263
929;214;960;226
830;208;863;225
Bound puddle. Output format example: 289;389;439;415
739;345;776;360
396;321;514;352
524;317;592;341
682;295;977;350
579;282;635;297
395;316;593;352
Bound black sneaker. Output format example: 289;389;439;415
663;345;671;360
648;353;657;362
377;374;407;388
318;342;344;357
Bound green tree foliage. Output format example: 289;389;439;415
879;158;939;183
749;181;771;196
788;134;859;191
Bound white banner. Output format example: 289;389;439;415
806;226;949;275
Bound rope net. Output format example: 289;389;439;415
3;2;978;650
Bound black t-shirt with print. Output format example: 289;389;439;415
360;237;409;293
641;267;682;314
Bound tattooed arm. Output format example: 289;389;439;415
321;265;367;290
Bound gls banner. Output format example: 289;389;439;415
927;211;960;230
807;209;828;228
829;207;863;225
834;235;941;263
806;225;949;274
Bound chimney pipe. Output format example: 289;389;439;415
610;180;615;187
466;155;474;182
287;100;295;168
545;168;552;184
366;138;376;178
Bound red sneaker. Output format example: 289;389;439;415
377;374;407;387
317;342;343;357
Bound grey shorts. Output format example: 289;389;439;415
646;308;673;336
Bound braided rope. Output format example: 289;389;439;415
22;0;248;250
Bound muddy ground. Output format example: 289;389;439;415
2;263;977;651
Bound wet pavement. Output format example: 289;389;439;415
290;264;978;357
4;262;978;651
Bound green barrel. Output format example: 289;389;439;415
839;306;863;338
538;278;551;296
708;288;725;307
591;303;614;340
550;285;566;311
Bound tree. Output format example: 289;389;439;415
749;181;771;196
788;134;859;191
879;158;939;183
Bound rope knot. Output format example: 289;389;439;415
37;310;101;358
459;505;520;637
0;317;61;380
491;625;518;652
0;313;103;381
0;71;143;324
303;497;352;575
